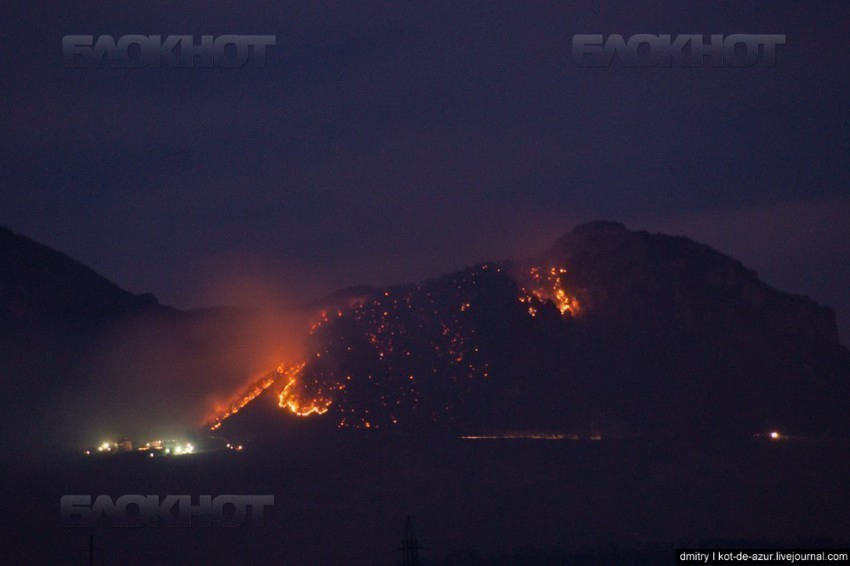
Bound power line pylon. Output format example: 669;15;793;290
398;515;421;566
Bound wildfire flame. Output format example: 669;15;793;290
518;265;580;317
208;261;582;433
207;361;334;429
277;362;332;416
208;373;277;430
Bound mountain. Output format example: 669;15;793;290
0;226;161;320
2;222;848;451
0;226;169;444
218;221;850;440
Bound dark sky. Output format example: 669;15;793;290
2;1;848;343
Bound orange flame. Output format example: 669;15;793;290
208;373;276;430
518;265;580;317
276;361;332;416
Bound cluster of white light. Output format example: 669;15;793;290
85;439;196;457
163;442;194;456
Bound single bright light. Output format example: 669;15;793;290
770;431;781;439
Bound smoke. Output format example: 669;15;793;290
66;268;316;447
59;216;588;447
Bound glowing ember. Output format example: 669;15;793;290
209;263;546;432
517;265;580;317
277;362;332;416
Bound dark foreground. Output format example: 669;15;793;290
3;433;849;565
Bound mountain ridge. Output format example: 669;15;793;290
1;221;848;449
216;222;850;440
544;221;838;343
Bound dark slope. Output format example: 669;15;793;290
545;221;837;342
0;226;170;444
0;226;160;319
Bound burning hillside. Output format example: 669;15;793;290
207;260;586;432
208;222;850;439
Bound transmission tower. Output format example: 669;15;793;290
398;515;421;566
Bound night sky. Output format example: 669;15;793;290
2;1;848;344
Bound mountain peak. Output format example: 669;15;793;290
542;221;839;345
569;220;628;235
550;220;636;255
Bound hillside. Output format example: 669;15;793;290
0;226;167;443
218;221;850;440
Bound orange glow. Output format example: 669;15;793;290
517;264;580;317
277;362;332;417
208;264;507;432
208;373;277;430
207;360;334;430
